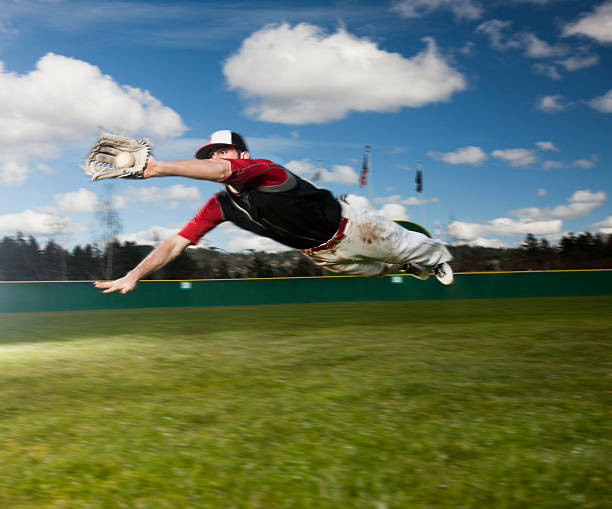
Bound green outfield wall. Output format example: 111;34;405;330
0;270;610;313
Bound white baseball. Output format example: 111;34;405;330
115;152;135;168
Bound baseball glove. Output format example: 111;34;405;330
83;133;151;181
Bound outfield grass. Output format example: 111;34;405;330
0;297;610;508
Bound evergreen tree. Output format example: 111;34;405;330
68;244;102;280
42;240;67;280
159;250;198;280
0;234;42;280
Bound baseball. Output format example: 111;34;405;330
115;152;135;168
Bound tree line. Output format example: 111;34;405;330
0;234;323;281
450;232;612;273
0;231;610;281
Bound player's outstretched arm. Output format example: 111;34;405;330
94;234;192;294
143;155;231;182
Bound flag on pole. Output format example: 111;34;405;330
359;146;371;188
415;169;423;193
415;161;423;193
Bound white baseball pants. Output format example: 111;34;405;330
304;200;452;277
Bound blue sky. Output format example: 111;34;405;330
0;0;610;252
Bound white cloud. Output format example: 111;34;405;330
532;63;562;80
556;54;599;71
342;194;375;210
0;55;187;141
590;216;612;228
375;194;437;206
511;189;606;220
117;225;180;247
573;155;598;168
352;194;432;221
0;53;187;185
285;159;358;185
223;24;467;124
589;89;612;113
378;203;410;221
428;145;487;164
54;188;100;213
449;236;509;248
284;159;316;179
563;2;612;44
323;165;359;185
223;225;291;253
402;196;438;205
127;184;203;203
476;19;589;81
520;33;567;58
447;217;562;243
571;189;606;204
536;141;559;151
338;192;422;220
390;0;483;20
447;190;607;243
531;51;598;80
476;20;567;57
492;148;537;167
476;20;520;50
0;209;85;235
589;216;612;234
541;160;564;171
0;160;31;185
536;94;569;112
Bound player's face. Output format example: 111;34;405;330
210;147;239;159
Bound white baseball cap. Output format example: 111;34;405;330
195;130;249;159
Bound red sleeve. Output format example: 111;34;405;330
178;194;224;244
220;158;289;187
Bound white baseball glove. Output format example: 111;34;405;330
83;133;151;181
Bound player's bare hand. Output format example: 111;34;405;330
94;276;137;294
143;155;157;178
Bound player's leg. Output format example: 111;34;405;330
306;253;397;277
335;200;453;284
302;199;453;283
340;202;450;263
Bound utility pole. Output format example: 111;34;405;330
97;182;122;279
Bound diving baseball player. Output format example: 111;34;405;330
90;130;453;294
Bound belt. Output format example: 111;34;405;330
302;218;348;254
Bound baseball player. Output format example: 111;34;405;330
94;130;453;294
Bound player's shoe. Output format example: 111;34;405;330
401;263;430;280
432;262;453;285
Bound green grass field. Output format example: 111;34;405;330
1;297;610;508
